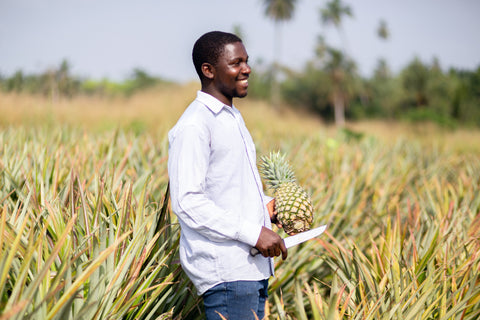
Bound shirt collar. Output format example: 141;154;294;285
196;91;236;114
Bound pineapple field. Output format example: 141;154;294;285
1;84;479;319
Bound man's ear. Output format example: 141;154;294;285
201;63;215;80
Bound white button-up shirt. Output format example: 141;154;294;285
168;91;274;295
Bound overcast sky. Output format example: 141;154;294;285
1;0;479;82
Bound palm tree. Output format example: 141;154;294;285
320;0;353;126
375;19;391;78
320;0;352;55
325;48;356;127
377;19;389;41
262;0;297;109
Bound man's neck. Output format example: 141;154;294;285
201;86;232;107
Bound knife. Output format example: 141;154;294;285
250;224;327;256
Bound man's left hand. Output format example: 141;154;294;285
267;199;282;229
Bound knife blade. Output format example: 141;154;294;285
250;224;327;256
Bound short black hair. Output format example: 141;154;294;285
192;31;242;79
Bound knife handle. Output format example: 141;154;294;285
250;247;260;256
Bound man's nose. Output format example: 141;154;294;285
242;63;251;74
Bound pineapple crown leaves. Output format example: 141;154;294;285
259;151;296;190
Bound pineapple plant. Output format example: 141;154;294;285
260;151;314;234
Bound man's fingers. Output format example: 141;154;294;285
268;248;279;257
280;240;288;260
255;226;288;259
262;246;283;258
274;247;280;257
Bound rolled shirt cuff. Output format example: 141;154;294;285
237;221;263;247
263;195;274;207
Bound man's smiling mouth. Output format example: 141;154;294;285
238;79;249;86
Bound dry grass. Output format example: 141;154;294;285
2;83;479;154
348;120;480;154
0;83;197;134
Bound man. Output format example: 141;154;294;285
168;31;287;320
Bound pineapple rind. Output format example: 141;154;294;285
260;152;314;234
274;182;313;234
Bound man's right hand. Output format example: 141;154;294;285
254;227;288;260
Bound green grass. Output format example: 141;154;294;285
0;127;201;319
1;86;479;319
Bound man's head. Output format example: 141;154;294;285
192;31;242;80
192;31;251;106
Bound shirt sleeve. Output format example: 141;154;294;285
263;195;274;206
168;123;262;246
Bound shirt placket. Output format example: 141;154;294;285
230;109;269;228
231;110;275;274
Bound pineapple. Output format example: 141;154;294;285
259;152;314;234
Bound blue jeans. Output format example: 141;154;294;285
203;279;269;320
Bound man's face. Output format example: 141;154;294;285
212;41;251;105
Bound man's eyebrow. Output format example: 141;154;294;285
229;56;248;63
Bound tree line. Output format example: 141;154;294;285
257;0;480;127
0;59;169;99
1;55;478;129
247;50;480;128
